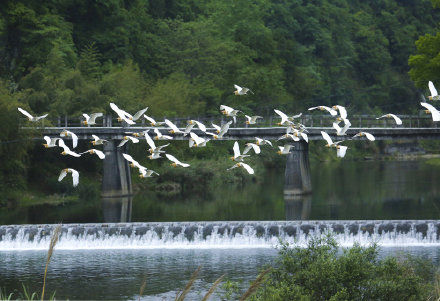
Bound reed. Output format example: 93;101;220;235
175;266;201;301
41;224;62;301
138;275;147;301
239;268;271;301
201;274;225;301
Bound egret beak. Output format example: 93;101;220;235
43;144;48;148
61;151;66;155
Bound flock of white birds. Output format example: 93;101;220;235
17;82;440;187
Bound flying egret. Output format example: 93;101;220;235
421;102;440;121
227;162;254;174
110;103;135;125
308;106;337;116
211;123;221;134
332;119;351;136
254;137;273;147
234;84;253;95
43;136;60;148
17;108;48;122
123;153;144;169
153;128;173;140
274;109;292;126
79;149;105;159
184;120;207;136
58;139;81;157
321;131;348;157
428;81;440;101
143;115;165;126
332;105;348;120
206;121;232;139
139;168;159;178
131;107;149;121
243;143;261;155
145;131;170;154
189;132;210;147
91;134;107;146
277;133;300;142
277;145;294;155
148;152;162;160
164;119;183;134
286;127;309;143
230;141;250;162
166;154;190;167
245;115;262;125
118;136;139;147
376;114;402;125
352;132;375;141
82;113;103;126
220;105;240;123
60;129;78;149
58;168;79;187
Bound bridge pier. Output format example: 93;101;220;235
284;140;312;196
101;140;132;198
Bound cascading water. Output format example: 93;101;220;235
1;220;439;251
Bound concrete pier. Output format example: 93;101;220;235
284;140;312;196
101;140;132;198
102;196;132;222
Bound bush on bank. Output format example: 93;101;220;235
248;235;434;301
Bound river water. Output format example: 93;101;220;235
1;159;440;299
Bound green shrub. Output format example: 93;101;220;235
251;235;432;301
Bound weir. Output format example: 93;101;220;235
284;140;312;196
101;140;132;198
0;221;439;250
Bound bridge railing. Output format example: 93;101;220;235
28;114;438;129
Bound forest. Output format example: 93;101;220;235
1;0;440;196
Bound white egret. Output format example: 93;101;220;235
17;108;48;122
60;129;78;149
58;139;81;157
321;131;348;157
143;115;165;126
206;120;232;139
43;136;60;148
118;136;139;147
123;153;144;169
332;119;351;136
164;119;183;134
376;114;402;125
79;149;105;159
332;105;348;120
82;113;103;126
132;107;149;121
277;145;294;155
230;141;250;162
245;115;262;125
148;152;162;160
428;81;440;101
91;134;107;146
110;103;135;125
220;105;240;123
254;137;272;147
352;132;375;141
166;154;190;167
234;84;253;95
227;162;254;174
274;109;292;126
139;168;159;178
243;143;261;155
308;106;337;116
153;128;173;140
421;102;440;121
145;131;169;154
58;168;79;187
277;133;300;142
189;132;210;147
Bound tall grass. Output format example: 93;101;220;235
41;224;61;301
239;268;271;301
175;266;201;301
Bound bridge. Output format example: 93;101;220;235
26;114;440;205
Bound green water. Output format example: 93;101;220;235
1;159;440;224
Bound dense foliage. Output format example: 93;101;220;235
250;236;435;301
0;0;439;196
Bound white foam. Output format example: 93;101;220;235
0;221;439;251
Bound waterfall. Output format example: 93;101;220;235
0;220;439;251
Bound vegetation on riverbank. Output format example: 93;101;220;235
221;236;439;300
